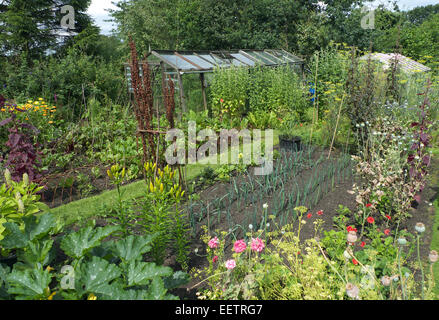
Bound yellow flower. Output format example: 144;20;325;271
87;293;97;300
47;291;57;300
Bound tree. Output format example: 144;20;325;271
110;0;366;56
0;0;92;61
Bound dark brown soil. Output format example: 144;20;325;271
60;146;439;301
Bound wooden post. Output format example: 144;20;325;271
200;73;208;113
177;71;187;116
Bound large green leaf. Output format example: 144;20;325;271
60;225;120;259
24;213;56;241
145;277;168;300
0;213;56;249
6;268;52;300
164;271;190;290
79;256;121;294
17;239;54;268
112;234;157;262
126;260;172;287
0;222;28;249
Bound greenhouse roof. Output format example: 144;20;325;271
144;49;305;74
360;53;431;73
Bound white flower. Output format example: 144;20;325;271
248;224;253;230
263;203;268;209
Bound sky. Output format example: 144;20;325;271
87;0;439;35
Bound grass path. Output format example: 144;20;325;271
50;131;279;227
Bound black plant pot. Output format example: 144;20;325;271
279;136;302;152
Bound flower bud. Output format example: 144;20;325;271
343;247;353;260
18;199;25;213
429;250;438;263
381;276;391;286
415;222;425;233
23;173;29;186
397;237;407;246
346;283;360;299
347;231;358;243
4;169;12;186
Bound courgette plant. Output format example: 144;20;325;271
0;212;189;300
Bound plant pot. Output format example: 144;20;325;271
279;136;302;152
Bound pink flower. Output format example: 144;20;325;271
225;259;236;270
251;238;265;253
384;229;391;236
208;237;220;249
212;256;218;263
233;239;247;253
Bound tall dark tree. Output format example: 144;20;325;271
110;0;366;56
0;0;92;61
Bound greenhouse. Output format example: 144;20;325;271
125;49;305;112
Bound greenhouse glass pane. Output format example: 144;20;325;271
160;54;196;70
246;51;272;65
259;51;284;64
231;53;255;66
181;55;215;69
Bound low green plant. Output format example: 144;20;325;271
138;162;190;270
0;170;48;242
0;212;189;300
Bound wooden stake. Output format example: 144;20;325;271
328;94;345;159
